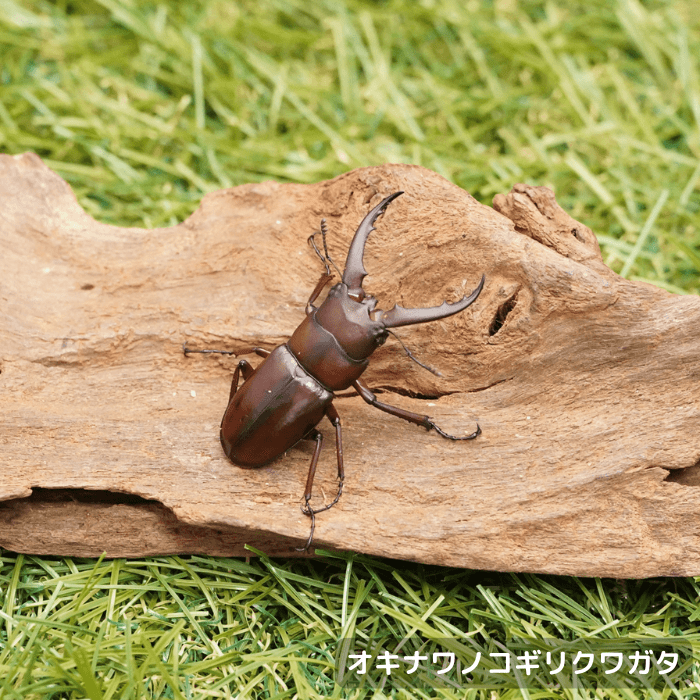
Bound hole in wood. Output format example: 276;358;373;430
374;385;440;400
489;293;518;336
664;460;700;487
80;283;95;290
0;488;308;558
21;487;157;505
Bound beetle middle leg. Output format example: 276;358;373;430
226;359;254;402
184;345;271;401
183;344;270;359
298;403;345;551
353;379;481;441
225;348;271;401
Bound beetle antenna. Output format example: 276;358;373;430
308;234;331;276
308;219;342;278
386;330;443;377
320;219;343;277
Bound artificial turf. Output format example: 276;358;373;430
1;0;700;697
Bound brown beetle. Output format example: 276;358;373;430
186;192;484;549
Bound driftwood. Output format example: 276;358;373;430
1;152;699;577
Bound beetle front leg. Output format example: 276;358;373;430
353;379;481;441
305;273;334;316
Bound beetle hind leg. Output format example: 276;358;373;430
310;404;344;514
297;404;345;551
296;428;324;551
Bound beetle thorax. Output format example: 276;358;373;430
314;283;387;361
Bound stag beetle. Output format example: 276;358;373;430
185;192;484;549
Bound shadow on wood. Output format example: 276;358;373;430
1;152;699;576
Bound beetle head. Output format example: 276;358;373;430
315;191;485;361
314;282;388;360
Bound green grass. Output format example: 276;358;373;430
1;0;700;697
2;552;700;698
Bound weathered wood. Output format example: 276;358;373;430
1;152;699;577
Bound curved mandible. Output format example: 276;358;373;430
342;191;403;295
380;274;485;329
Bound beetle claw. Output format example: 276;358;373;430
296;477;344;551
296;506;316;552
430;422;481;441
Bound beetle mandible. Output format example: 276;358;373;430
185;191;485;549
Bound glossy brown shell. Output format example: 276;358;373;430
220;345;333;467
287;309;370;391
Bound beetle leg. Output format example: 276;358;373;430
305;273;334;316
296;428;324;551
353;379;481;441
184;346;270;404
303;409;345;515
301;428;324;512
296;406;345;551
308;230;331;276
326;403;344;499
183;342;235;356
312;404;344;513
227;359;256;403
183;344;270;358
